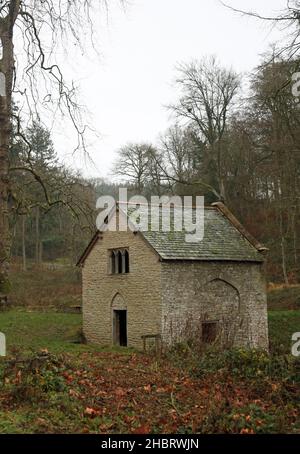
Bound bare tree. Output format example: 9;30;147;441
113;143;157;192
0;1;122;296
146;148;165;196
169;56;240;201
156;124;202;196
222;0;300;59
160;125;194;182
222;55;300;283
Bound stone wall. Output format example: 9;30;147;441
82;229;162;349
81;215;268;351
161;261;269;350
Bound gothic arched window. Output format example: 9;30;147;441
109;248;130;275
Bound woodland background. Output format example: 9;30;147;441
11;55;300;284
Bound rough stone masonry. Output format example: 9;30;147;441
77;202;269;350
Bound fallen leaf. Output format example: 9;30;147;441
84;407;101;417
115;387;127;397
132;425;151;434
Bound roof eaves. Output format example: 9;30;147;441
159;256;264;262
76;231;102;266
211;202;269;254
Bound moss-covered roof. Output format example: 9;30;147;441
131;206;264;262
77;203;265;266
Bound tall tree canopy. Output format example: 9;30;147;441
0;1;121;295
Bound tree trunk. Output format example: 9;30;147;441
35;205;40;265
22;215;26;272
279;208;289;286
0;2;21;295
281;236;289;285
216;141;226;203
39;239;43;264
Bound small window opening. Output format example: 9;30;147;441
202;322;218;344
110;251;116;274
117;250;122;274
109;248;129;274
125;250;129;273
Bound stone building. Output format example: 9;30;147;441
77;202;269;350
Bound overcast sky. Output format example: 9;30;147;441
56;0;288;179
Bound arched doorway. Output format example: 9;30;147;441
111;293;127;346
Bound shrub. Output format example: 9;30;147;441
0;350;68;402
200;402;281;434
176;346;300;383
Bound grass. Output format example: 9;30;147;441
0;310;84;353
268;286;300;311
0;308;298;355
268;310;300;353
8;262;81;310
0;310;135;355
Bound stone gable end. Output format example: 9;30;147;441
82;229;162;348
